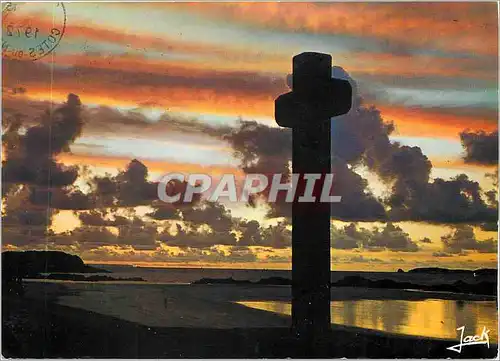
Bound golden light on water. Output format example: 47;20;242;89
236;299;498;341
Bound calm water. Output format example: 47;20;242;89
237;299;498;341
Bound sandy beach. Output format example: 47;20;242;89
23;280;495;329
3;280;497;358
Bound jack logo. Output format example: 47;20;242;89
446;326;490;353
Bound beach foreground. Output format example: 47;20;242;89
2;282;498;358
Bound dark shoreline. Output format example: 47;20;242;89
30;273;145;282
3;292;497;358
192;275;498;296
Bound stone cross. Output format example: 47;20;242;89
275;52;352;355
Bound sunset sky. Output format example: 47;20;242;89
2;2;498;271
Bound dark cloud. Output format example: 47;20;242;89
79;210;115;226
460;130;498;165
260;222;292;249
19;157;175;212
79;209;150;228
85;159;201;212
2;186;55;247
237;219;291;248
356;71;498;226
2;94;231;141
441;225;497;254
388;174;497;224
220;120;293;218
29;186;95;210
237;220;263;246
2;94;83;188
330;69;497;225
222;92;497;224
365;223;419;252
40;211;158;250
66;226;119;249
221;118;386;221
114;159;158;206
116;222;158;250
222;120;292;177
154;201;291;249
331;223;369;250
159;224;237;249
146;201;182;221
1;93;100;249
330;161;386;221
158;202;237;248
419;237;432;243
331;222;419;252
84;105;231;138
181;202;233;234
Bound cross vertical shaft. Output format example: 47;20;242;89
292;124;331;351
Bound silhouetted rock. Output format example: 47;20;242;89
191;274;495;295
331;276;496;296
473;269;498;277
408;267;496;276
397;269;404;273
2;251;107;281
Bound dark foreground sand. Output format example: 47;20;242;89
2;282;498;358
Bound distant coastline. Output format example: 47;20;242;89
2;251;497;292
406;267;497;276
192;267;497;296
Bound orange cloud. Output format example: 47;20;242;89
8;10;495;80
3;56;283;118
346;52;495;80
174;3;497;56
379;105;498;138
8;82;495;140
5;12;290;74
65;21;289;72
57;153;244;179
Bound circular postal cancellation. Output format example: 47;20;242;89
2;2;66;61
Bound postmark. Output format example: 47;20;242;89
2;2;66;61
